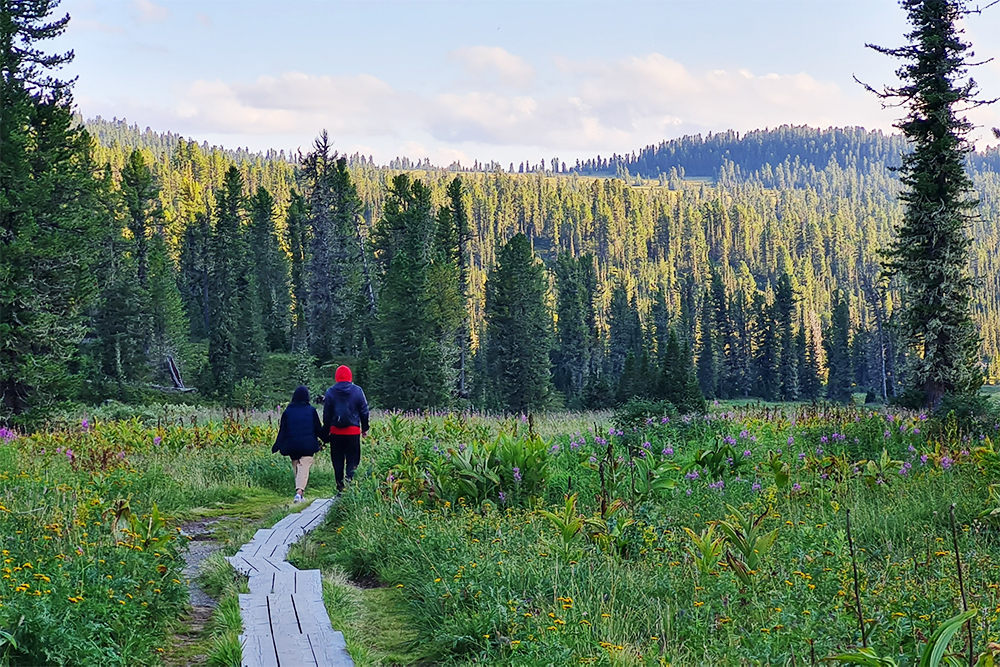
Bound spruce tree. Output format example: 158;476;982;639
301;132;364;361
146;232;190;381
696;294;717;399
483;233;553;413
207;167;249;396
285;191;308;349
374;175;448;410
248;186;291;352
867;0;985;407
826;291;854;403
774;271;799;400
554;253;588;402
710;267;735;398
120;149;161;291
180;212;211;340
446;177;472;398
1;0;104;421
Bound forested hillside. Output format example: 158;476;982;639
82;118;1000;396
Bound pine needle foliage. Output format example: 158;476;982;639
866;0;990;407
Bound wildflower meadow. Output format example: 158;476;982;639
1;404;999;666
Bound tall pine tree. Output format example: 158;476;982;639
483;234;553;413
868;0;984;407
1;1;104;421
248;186;291;352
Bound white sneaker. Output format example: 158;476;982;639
293;493;303;503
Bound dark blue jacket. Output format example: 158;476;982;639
323;382;370;434
272;401;325;459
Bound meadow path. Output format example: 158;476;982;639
226;498;353;667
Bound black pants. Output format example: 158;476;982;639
329;434;361;491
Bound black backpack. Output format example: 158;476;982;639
331;391;353;429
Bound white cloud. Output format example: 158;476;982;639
134;0;168;23
79;49;896;161
449;46;536;89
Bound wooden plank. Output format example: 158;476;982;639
295;569;323;599
291;595;332;634
247;572;274;596
269;570;295;595
307;627;353;667
238;594;273;636
240;627;279;667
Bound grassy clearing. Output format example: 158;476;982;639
0;415;325;666
291;408;1000;666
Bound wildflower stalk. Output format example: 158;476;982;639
846;508;866;647
949;504;973;667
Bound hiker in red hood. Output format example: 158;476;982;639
323;365;370;492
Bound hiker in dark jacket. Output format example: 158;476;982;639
272;385;326;503
323;365;370;492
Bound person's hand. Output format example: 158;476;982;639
361;431;368;438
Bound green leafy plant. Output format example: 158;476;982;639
682;523;724;575
825;609;979;667
859;449;904;489
716;503;778;571
537;494;587;559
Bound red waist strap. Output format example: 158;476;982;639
330;425;361;436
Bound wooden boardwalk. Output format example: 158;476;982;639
227;499;353;667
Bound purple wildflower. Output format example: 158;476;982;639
81;417;90;432
787;436;795;446
153;436;162;446
940;457;953;470
752;482;761;492
512;467;522;483
743;449;752;458
685;471;700;480
792;483;801;492
498;491;506;503
820;435;828;444
662;447;674;456
920;454;928;465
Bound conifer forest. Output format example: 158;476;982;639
3;1;1000;666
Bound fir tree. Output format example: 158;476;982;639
867;0;985;407
484;233;553;413
374;175;448;410
696;293;717;399
146;232;190;381
120;149;161;291
285;191;308;349
301;132;364;361
207;167;250;396
1;0;104;421
826;291;854;403
774;271;799;400
179;212;211;340
248;186;291;352
554;253;588;403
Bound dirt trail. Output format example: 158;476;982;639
163;518;228;666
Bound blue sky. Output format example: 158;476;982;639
58;0;1000;166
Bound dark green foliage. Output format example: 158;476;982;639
207;167;263;397
774;272;799;401
0;1;103;422
753;291;779;400
146;232;191;380
374;175;448;410
483;234;553;413
285;191;308;348
301;133;366;362
248;186;291;352
659;329;705;414
870;0;984;408
179;212;211;340
120;149;161;290
553;253;589;404
608;284;642;381
826;291;854;403
696;294;717;399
